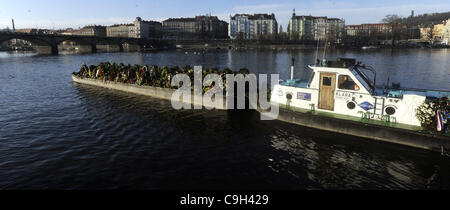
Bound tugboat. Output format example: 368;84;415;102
266;57;450;152
271;57;449;127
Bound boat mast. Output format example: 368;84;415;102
314;40;319;65
322;36;328;61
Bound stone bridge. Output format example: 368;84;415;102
0;31;169;54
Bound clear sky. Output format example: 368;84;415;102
1;0;450;30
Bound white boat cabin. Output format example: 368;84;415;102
270;58;449;127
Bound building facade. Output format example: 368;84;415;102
288;15;314;40
345;25;361;36
229;13;278;40
195;15;228;39
106;24;133;38
105;17;162;38
327;18;345;42
163;15;228;39
432;20;448;41
442;19;450;45
313;17;329;41
63;26;106;37
129;17;162;39
288;11;344;42
419;27;432;40
252;14;278;40
163;17;197;39
345;23;390;36
228;15;251;39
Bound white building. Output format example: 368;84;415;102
326;18;345;43
106;24;133;38
311;17;345;42
288;10;345;42
105;17;162;39
229;15;251;39
443;18;450;45
229;13;278;40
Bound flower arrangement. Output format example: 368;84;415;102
73;62;249;94
416;97;449;131
416;101;436;130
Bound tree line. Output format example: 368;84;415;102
399;11;450;27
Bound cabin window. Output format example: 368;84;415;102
322;77;332;86
347;101;356;109
385;107;396;115
338;75;360;91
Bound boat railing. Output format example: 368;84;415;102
352;64;376;95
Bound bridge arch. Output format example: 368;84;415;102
0;35;57;54
0;32;168;54
54;37;98;54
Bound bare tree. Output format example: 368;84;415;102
382;14;403;45
383;14;402;25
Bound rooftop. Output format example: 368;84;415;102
134;17;159;23
108;24;134;27
163;17;197;22
82;25;106;29
231;13;276;20
291;15;343;21
345;23;389;27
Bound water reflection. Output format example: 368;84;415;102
0;49;449;189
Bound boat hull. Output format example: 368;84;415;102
72;75;228;110
258;105;450;153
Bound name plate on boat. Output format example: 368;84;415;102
336;91;352;100
297;92;311;101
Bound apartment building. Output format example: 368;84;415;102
229;13;278;40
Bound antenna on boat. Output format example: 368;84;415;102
322;36;328;62
290;55;295;80
386;77;390;89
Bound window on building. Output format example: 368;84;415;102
338;75;360;91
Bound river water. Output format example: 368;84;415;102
0;48;449;190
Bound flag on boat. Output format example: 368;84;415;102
436;110;443;132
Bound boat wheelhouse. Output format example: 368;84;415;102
270;58;450;127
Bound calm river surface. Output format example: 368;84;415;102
0;48;449;190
